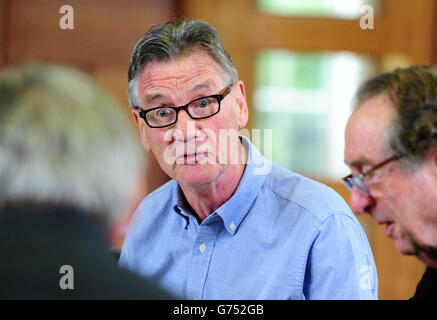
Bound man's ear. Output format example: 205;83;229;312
429;145;437;174
131;109;151;152
234;80;249;129
132;109;140;127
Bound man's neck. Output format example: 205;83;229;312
179;142;248;222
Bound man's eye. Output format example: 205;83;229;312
362;169;378;184
364;171;376;179
361;165;374;175
156;108;172;118
195;98;210;108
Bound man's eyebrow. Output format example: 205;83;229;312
345;156;373;168
145;93;165;105
189;81;215;93
143;81;217;106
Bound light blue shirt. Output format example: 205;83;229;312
119;137;378;299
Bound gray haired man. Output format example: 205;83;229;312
0;63;172;299
120;20;378;300
343;65;437;299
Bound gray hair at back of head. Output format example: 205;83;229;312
127;19;238;108
0;63;144;229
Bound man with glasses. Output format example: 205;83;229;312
120;19;377;299
343;65;437;299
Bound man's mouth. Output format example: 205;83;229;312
176;152;210;164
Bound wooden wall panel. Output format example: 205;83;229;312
434;3;437;64
7;0;175;68
0;0;6;65
383;0;435;65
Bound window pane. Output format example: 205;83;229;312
257;0;381;19
254;50;376;179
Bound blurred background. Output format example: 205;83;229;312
0;0;436;299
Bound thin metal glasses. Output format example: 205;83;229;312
342;155;402;195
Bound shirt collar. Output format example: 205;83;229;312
172;135;270;235
172;184;192;228
215;135;269;235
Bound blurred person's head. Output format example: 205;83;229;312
126;19;248;194
0;63;144;231
343;65;437;267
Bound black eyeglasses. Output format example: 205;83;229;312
135;85;232;128
342;154;402;195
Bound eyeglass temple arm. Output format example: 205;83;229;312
363;154;403;176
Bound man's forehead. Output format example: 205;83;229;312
137;56;224;102
139;52;223;85
345;155;375;168
345;93;396;167
355;92;396;116
143;79;216;100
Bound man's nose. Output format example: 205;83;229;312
173;109;196;141
350;187;376;215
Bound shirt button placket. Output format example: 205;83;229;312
199;243;207;253
230;222;236;232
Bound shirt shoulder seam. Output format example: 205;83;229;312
261;183;349;224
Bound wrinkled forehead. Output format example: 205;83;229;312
138;51;227;92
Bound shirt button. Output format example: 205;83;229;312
230;222;236;231
199;243;207;253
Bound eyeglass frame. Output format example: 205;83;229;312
342;154;403;195
134;85;233;128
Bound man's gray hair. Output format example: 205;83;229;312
0;63;144;229
353;65;437;171
127;19;238;108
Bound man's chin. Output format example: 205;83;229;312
176;166;219;187
394;236;437;267
417;250;437;268
393;237;417;256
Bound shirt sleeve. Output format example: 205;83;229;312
303;212;378;300
118;224;136;271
